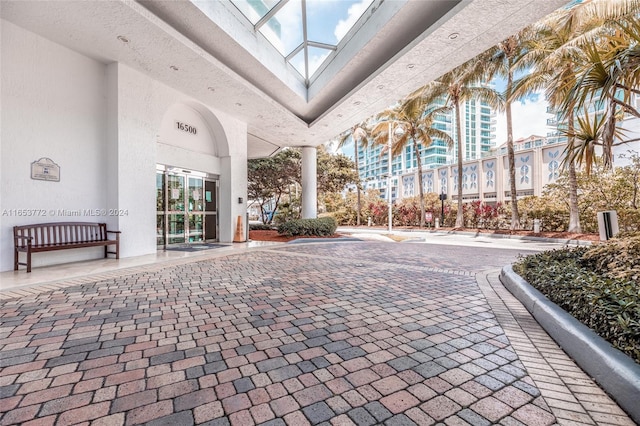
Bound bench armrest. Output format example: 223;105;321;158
106;230;121;234
15;235;33;242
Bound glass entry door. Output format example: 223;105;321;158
188;176;204;243
156;167;218;248
167;174;186;244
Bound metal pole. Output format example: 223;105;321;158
441;190;445;225
388;123;392;233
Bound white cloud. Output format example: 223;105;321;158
334;0;371;41
495;93;550;145
308;53;330;75
261;1;302;54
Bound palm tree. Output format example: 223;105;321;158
337;122;370;226
514;7;589;233
566;6;640;170
516;0;640;232
369;98;453;227
481;28;539;230
560;107;607;175
416;59;503;228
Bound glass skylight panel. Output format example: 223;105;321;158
262;1;303;56
226;0;376;84
307;45;332;76
289;50;306;78
230;0;278;25
306;0;373;46
306;0;339;45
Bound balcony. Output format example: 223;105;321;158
546;118;558;126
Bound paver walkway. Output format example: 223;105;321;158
0;241;633;425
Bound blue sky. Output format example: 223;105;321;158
493;75;549;144
493;76;549;145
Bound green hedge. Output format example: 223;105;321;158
277;217;337;237
249;223;274;231
514;238;640;363
582;232;640;282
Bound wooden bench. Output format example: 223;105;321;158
14;222;120;272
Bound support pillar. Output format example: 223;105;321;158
301;146;317;219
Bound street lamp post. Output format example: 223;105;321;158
387;122;393;233
440;189;446;225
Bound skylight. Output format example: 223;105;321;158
229;0;374;84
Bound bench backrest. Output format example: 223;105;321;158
14;222;108;246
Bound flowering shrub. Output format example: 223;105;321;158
463;201;504;228
366;199;390;226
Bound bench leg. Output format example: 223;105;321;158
14;250;18;271
105;245;108;258
26;251;32;273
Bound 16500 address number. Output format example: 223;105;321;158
176;121;197;135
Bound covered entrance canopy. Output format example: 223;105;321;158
1;0;567;158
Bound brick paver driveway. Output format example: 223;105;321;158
0;242;570;425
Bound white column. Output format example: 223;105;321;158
301;146;317;219
106;64;157;258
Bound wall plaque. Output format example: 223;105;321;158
31;158;60;182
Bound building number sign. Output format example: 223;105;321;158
176;121;197;135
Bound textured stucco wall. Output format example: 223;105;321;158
1;20;249;271
1;20;109;270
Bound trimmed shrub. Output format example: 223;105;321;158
519;196;569;231
249;223;274;231
514;240;640;363
327;210;356;226
582;232;640;282
277;216;337;237
618;209;640;233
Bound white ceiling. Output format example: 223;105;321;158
1;0;567;158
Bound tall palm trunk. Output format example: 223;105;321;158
601;97;618;170
355;141;361;226
413;135;426;227
455;100;464;228
505;68;521;230
567;113;582;233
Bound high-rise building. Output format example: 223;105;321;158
347;97;497;202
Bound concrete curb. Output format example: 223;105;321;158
500;265;640;424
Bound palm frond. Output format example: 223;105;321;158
560;110;605;175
